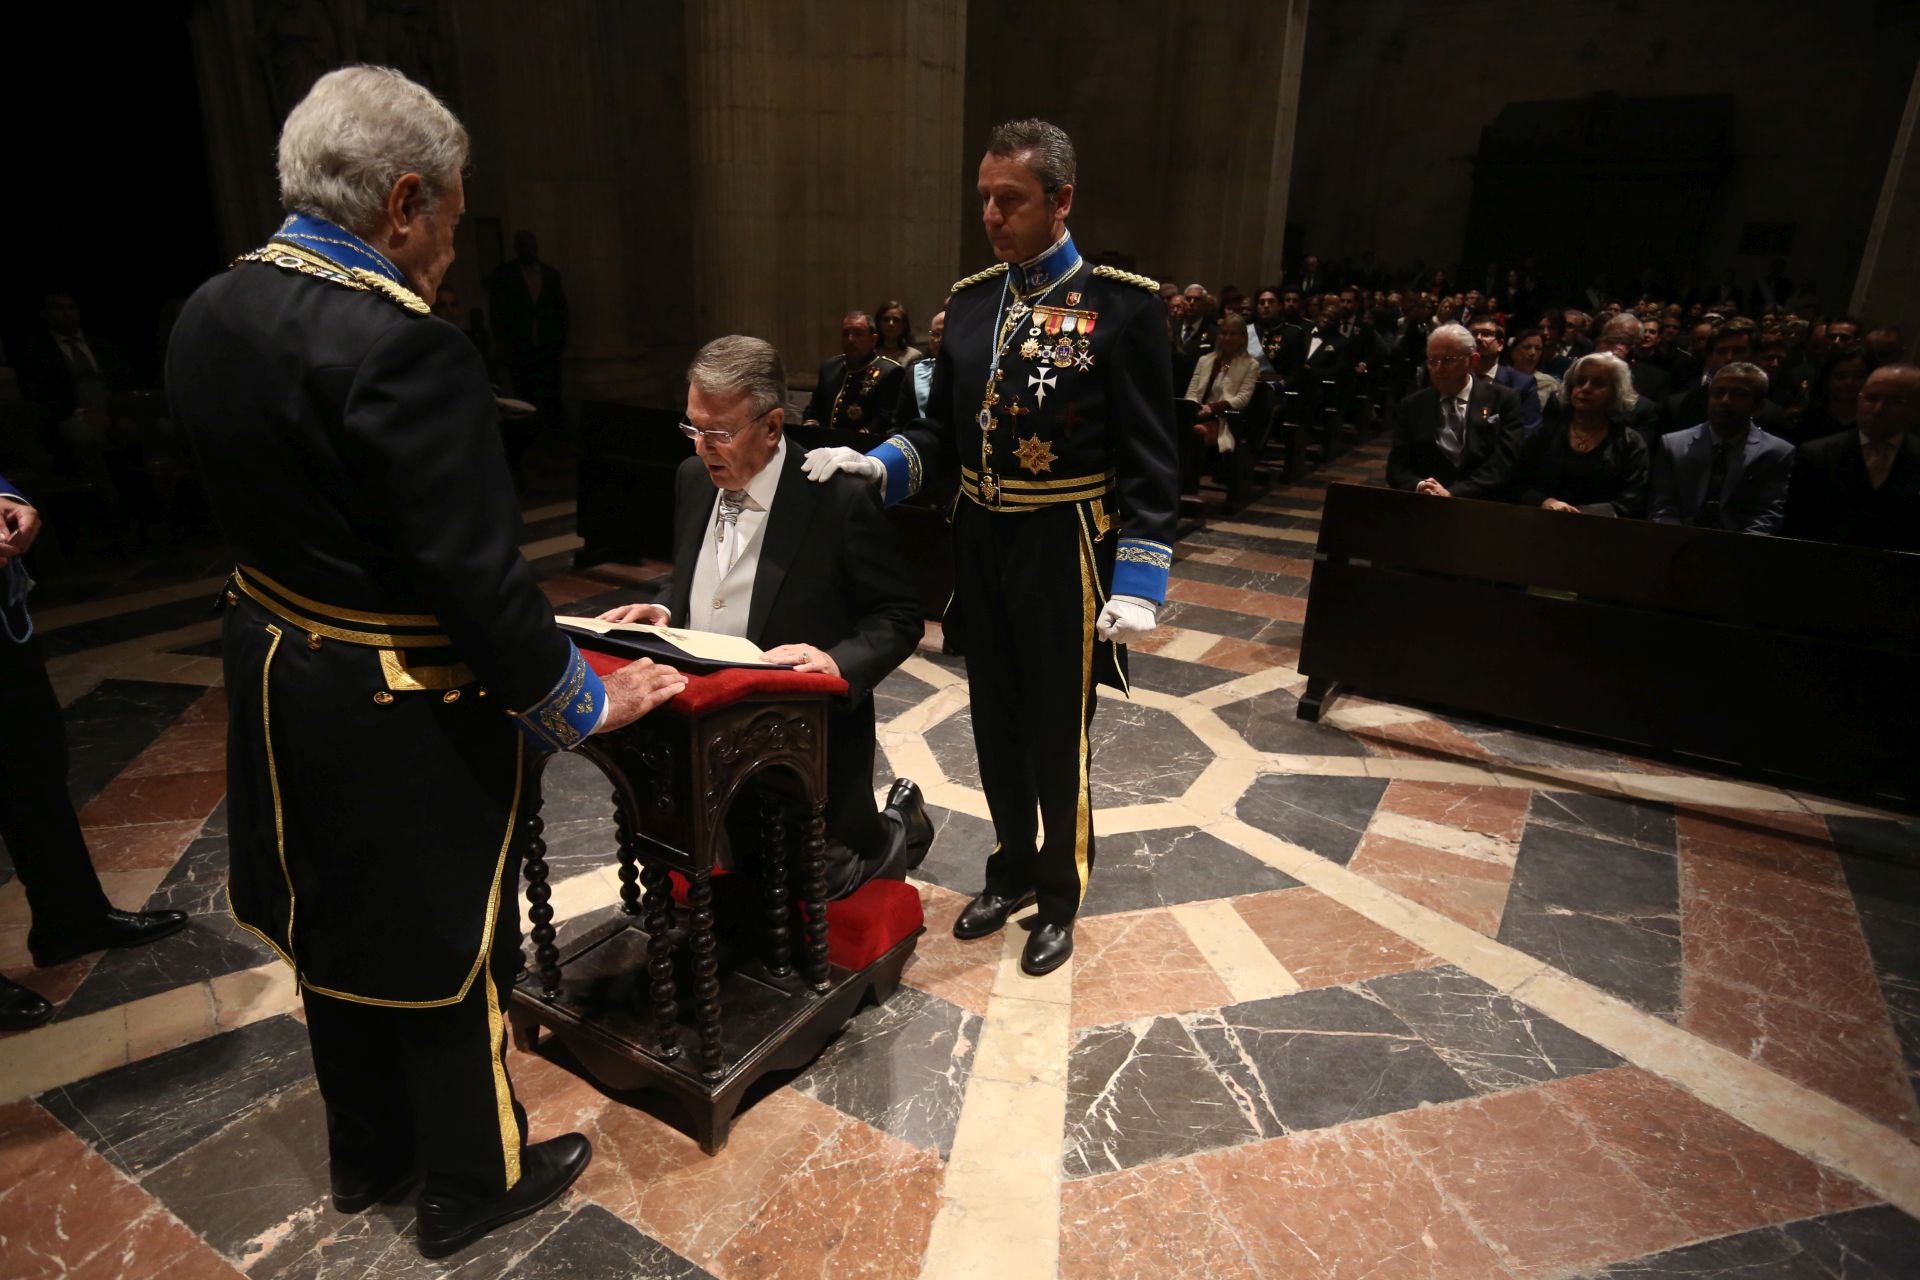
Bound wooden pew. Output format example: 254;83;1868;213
1297;483;1920;803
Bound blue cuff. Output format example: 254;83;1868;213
511;640;606;752
1112;537;1173;604
871;435;921;506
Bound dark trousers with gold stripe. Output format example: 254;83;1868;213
954;498;1109;927
300;883;529;1202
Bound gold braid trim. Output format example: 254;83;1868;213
1092;265;1161;292
950;262;1010;293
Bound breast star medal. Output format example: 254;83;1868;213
1020;337;1042;360
1014;434;1057;475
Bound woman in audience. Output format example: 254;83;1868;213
1182;315;1258;481
874;300;924;366
1510;351;1648;517
1505;326;1561;414
1784;347;1874;445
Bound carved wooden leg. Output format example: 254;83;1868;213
507;1006;540;1053
614;797;641;916
801;798;831;992
1296;675;1335;723
686;868;725;1079
639;861;679;1060
522;800;562;998
761;795;793;979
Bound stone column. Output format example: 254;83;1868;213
1852;58;1920;360
685;0;968;384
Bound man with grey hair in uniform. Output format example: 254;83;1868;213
167;65;685;1259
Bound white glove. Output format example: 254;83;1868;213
1095;595;1159;643
802;446;885;486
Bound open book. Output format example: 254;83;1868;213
556;616;792;672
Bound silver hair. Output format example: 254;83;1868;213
1565;351;1640;412
1599;312;1643;344
1713;360;1770;394
986;118;1076;196
277;66;469;238
687;336;787;417
1427;323;1475;356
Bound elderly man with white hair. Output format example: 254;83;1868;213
1385;323;1526;500
166;66;686;1259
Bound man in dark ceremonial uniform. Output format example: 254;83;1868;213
805;119;1178;976
803;311;906;434
165;67;683;1260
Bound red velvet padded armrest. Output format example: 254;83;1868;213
582;649;848;713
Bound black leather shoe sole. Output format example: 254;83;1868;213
1020;925;1074;977
416;1135;591;1260
30;911;190;968
952;891;1036;941
332;1168;416;1215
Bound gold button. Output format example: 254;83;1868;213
372;691;394;705
477;687;488;698
307;632;323;650
442;689;461;704
225;590;238;605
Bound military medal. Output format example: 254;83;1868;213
980;470;1001;504
1014;434;1057;475
1051;340;1076;369
1028;366;1057;406
1020;337;1042;360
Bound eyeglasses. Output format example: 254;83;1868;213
678;406;772;446
1427;354;1470;367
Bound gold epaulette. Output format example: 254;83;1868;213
234;242;431;315
1093;265;1160;292
950;262;1010;293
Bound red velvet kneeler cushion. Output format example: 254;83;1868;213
668;870;924;970
580;648;848;712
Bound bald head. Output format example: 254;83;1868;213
1859;363;1920;442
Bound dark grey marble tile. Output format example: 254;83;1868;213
1234;774;1388;865
1233;510;1321;534
535;751;623;824
1215;691;1371;756
1594;1226;1829;1277
59;831;272;1019
1062;1016;1260;1179
1169;558;1312;598
250;1187;572;1280
61;678;210;808
1783;1204;1920;1279
1155;600;1270;641
1120;651;1246;696
793;985;980;1157
927;702;1213;807
872;740;894;792
1457;725;1640;773
1499;823;1681;1018
1251;618;1304;649
873;669;938;722
38;1014;314;1175
1834;821;1920;1096
503;1204;714;1280
1185;527;1319;556
908;804;998;896
1186;987;1474;1138
1527;790;1677;855
1078;827;1299;917
535;815;622;883
38;597;217;659
202;794;231;838
1359;964;1621;1093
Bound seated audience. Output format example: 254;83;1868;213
1665;317;1786;435
1386;324;1523;500
1505;326;1562;414
1468;314;1542;431
1784;363;1920;552
1184;315;1259;466
1864;325;1906;365
602;336;931;896
1785;347;1874;445
1512;352;1649;517
875;299;924;366
898;310;945;419
1648;363;1794;532
803;311;905;434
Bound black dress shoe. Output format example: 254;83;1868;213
331;1164;416;1214
29;909;190;968
415;1134;591;1260
0;974;53;1032
884;778;934;870
952;889;1036;941
1020;922;1074;976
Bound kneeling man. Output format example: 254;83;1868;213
601;336;931;893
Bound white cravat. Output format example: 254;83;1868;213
688;437;786;636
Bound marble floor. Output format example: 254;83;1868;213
3;448;1918;1279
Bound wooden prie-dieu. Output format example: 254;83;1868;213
507;654;923;1153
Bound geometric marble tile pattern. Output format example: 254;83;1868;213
9;461;1920;1279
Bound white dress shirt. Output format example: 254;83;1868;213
688;437;786;637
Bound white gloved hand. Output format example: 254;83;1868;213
802;446;885;486
1095;594;1159;643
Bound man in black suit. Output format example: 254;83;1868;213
804;311;905;434
1171;284;1217;390
1468;314;1543;431
1784;364;1920;552
489;230;569;440
1665;318;1786;437
606;336;931;896
1649;364;1794;532
1290;254;1322;297
1387;323;1524;500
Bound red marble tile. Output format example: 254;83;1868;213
120;722;228;779
1381;1082;1691;1277
1166;578;1307;622
78;771;228;829
714;1114;943;1280
505;1041;614;1136
1070;909;1234;1029
0;1099;244;1279
1349;833;1512;936
83;819;206;872
900;884;996;1016
1353;718;1496;763
175;688;228;726
1379;780;1530;842
1060;1159;1259;1280
1224;548;1315;577
1196;636;1297;676
1551;1066;1873;1236
1234;888;1442;989
1192;1118;1509;1278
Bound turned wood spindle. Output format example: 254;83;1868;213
522;802;562;997
760;795;793;979
686;868;725;1078
800;798;831;991
638;860;679;1059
